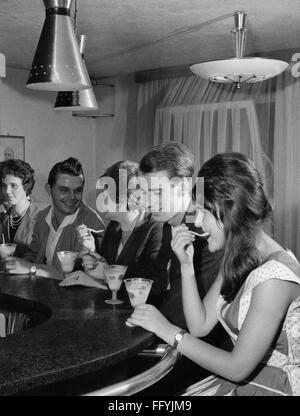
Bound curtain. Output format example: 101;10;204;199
136;66;300;258
273;68;300;259
155;100;269;182
152;76;275;200
136;79;170;158
137;77;273;158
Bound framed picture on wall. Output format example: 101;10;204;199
0;135;25;162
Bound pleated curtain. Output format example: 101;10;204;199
137;66;300;259
273;68;300;259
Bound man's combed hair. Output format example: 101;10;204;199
0;159;35;196
139;142;194;178
48;157;85;187
195;152;272;302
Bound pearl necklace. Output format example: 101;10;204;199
9;205;30;229
7;204;30;243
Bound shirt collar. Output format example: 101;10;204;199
45;206;80;232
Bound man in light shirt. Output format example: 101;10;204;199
4;157;104;278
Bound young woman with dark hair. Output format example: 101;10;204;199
127;152;300;396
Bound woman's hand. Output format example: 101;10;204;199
84;259;107;281
171;225;195;266
126;304;176;338
58;270;108;290
76;224;96;252
80;251;107;281
80;250;101;270
4;257;31;274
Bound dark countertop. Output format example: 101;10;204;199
0;273;154;396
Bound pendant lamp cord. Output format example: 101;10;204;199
73;0;78;35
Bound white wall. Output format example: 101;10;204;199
94;74;139;177
0;67;97;208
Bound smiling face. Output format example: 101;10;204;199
47;173;84;217
199;207;225;252
2;174;27;207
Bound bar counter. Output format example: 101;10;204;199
0;273;154;395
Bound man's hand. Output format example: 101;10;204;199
76;224;96;252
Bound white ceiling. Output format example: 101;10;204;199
0;0;299;80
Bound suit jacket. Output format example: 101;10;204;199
100;214;171;304
23;202;104;273
0;201;48;257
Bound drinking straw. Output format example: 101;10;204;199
1;233;4;244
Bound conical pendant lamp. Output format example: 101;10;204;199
190;11;288;88
54;35;98;111
26;0;91;91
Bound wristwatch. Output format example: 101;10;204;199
173;329;187;349
30;264;37;276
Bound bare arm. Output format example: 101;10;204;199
181;262;222;336
131;278;296;383
172;227;221;336
5;256;63;279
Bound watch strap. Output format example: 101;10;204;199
173;329;187;349
30;265;37;276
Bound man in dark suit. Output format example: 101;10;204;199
139;142;224;330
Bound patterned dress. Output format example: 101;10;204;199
182;251;300;396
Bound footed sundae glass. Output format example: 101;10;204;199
103;264;128;305
124;278;153;327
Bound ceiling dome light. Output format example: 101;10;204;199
190;11;288;88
